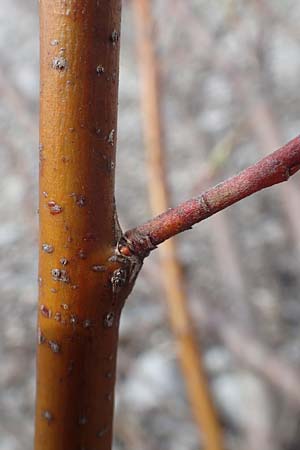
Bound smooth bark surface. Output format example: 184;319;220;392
35;2;125;449
121;135;300;258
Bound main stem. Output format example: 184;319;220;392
35;2;123;449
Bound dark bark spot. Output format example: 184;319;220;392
48;201;63;215
40;304;52;319
52;56;68;71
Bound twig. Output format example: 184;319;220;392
120;135;300;258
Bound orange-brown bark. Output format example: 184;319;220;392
35;2;124;449
132;1;224;449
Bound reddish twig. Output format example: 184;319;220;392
120;135;300;258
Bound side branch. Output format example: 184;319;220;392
120;135;300;258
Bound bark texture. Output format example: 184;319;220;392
35;2;129;449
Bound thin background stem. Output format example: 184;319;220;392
132;1;224;449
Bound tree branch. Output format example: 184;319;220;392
120;135;300;258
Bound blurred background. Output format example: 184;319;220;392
1;1;300;449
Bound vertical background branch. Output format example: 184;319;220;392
132;1;224;449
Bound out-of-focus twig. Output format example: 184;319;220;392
196;305;300;410
194;122;246;192
191;126;255;330
132;1;224;449
235;76;300;256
